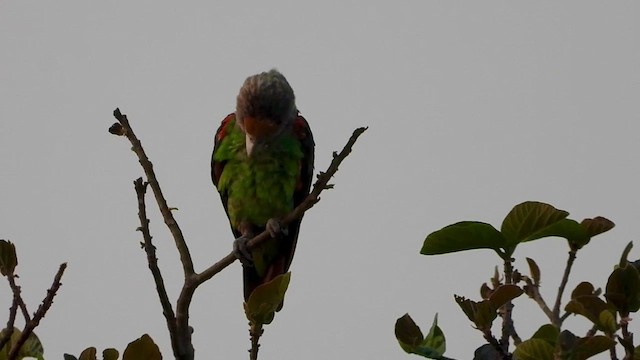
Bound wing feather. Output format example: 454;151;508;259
211;113;240;237
282;114;315;271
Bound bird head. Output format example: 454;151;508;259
236;69;297;157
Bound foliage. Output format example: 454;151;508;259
395;314;446;358
64;334;161;360
244;272;291;326
1;240;65;360
0;240;17;276
396;201;637;359
0;328;44;360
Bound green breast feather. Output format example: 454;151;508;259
213;119;304;229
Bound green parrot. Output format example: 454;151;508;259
211;69;315;306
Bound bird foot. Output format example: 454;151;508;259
233;235;253;267
266;218;288;238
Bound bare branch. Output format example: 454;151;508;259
500;259;519;350
0;288;19;350
553;248;578;323
522;276;555;323
249;322;263;360
111;108;195;276
483;329;511;360
8;263;67;360
6;275;30;323
133;177;179;358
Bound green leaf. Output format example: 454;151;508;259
0;327;44;360
421;221;506;255
454;295;497;331
479;283;492;300
488;285;523;309
565;293;616;332
521;218;589;247
571;282;598;299
78;347;97;360
558;330;578;354
605;261;640;314
395;314;424;350
520;217;615;249
102;348;119;360
64;355;79;360
572;335;616;360
394;314;445;358
244;272;291;325
422;314;446;356
473;344;500;360
619;242;633;267
0;240;18;276
530;324;559;346
526;258;541;285
500;201;569;246
581;217;615;238
122;334;161;360
556;330;613;359
598;310;618;334
513;338;555;360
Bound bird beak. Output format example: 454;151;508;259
245;133;256;157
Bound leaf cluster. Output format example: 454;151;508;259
64;334;161;360
395;201;639;360
1;240;65;360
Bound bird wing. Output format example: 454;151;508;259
283;114;315;271
211;113;241;238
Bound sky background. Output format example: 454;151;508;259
1;2;639;359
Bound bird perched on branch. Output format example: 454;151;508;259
211;69;314;306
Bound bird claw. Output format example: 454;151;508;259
233;236;253;267
266;218;288;238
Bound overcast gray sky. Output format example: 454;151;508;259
1;2;639;359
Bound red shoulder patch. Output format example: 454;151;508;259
216;113;235;142
293;115;310;140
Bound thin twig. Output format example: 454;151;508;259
586;324;598;337
553;248;578;323
7;275;30;323
112;108;197;359
522;276;554;322
8;263;67;360
0;288;19;350
500;258;517;351
619;315;633;360
112;109;195;276
134;178;179;358
249;322;263;360
483;329;511;360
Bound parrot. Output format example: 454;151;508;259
211;69;315;306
